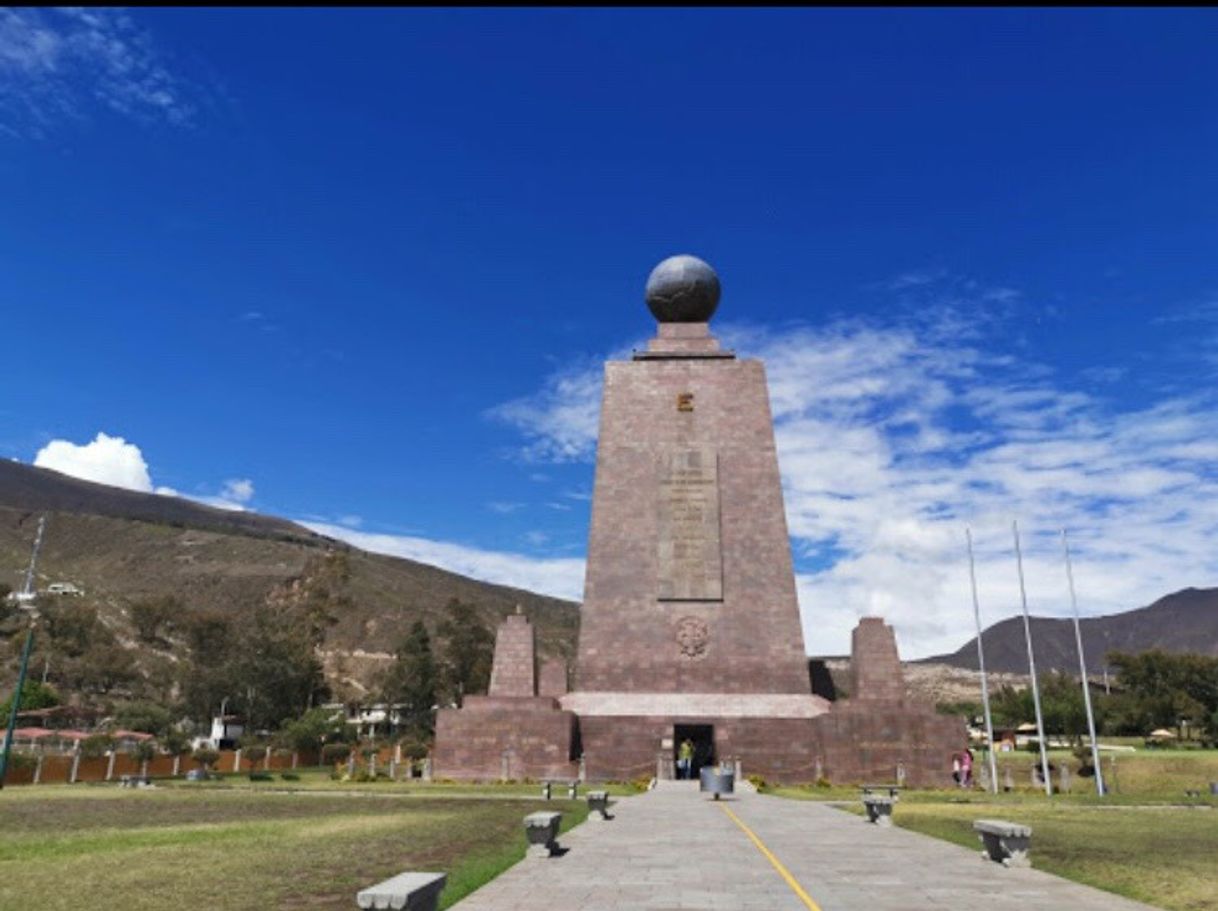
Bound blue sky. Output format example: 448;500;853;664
3;8;1218;657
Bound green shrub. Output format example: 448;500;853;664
192;747;220;770
280;772;301;781
248;771;273;782
80;734;113;760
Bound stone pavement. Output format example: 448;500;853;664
450;781;1159;911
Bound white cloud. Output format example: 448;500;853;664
488;347;638;462
34;432;153;492
31;432;257;513
303;522;586;603
488;295;1218;659
0;8;194;136
196;477;256;512
221;478;254;504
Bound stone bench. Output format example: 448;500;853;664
356;871;446;910
860;784;901;800
524;811;563;858
861;794;894;827
974;819;1032;867
586;790;611;820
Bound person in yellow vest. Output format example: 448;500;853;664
677;738;694;780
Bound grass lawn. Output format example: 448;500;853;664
0;784;592;910
767;748;1218;911
762;746;1218;806
849;800;1218;911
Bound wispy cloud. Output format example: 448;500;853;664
488;348;637;463
0;8;195;137
303;522;586;603
489;289;1218;658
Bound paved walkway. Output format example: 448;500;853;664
451;781;1158;911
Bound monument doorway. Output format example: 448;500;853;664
674;724;715;778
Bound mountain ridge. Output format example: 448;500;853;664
927;587;1218;675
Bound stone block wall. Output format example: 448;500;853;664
432;698;577;781
487;611;536;698
538;659;568;697
850;617;906;702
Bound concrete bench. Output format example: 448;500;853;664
861;794;894;827
860;784;901;800
356;871;446;910
974;819;1032;867
586;789;611;820
523;811;563;858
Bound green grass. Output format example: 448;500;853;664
837;800;1218;911
764;749;1218;911
155;768;646;799
0;783;594;910
763;747;1218;806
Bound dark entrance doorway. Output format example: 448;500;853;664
673;724;715;780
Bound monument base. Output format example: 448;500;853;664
432;697;578;782
574;713;821;783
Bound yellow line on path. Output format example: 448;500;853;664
717;802;823;911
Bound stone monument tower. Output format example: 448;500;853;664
561;255;832;780
433;255;964;785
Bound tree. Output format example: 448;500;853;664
177;602;329;731
162;728;192;758
80;733;113;759
114;701;173;737
0;680;59;717
129;596;178;644
381;620;437;737
275;706;344;754
192;747;220;771
1107;650;1218;736
436;599;493;707
132;740;156;765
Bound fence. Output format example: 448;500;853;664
1;748;323;787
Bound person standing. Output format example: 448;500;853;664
678;738;694;780
960;747;974;788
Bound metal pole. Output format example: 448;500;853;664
966;527;999;794
1013;520;1052;796
1061;529;1105;796
0;623;36;789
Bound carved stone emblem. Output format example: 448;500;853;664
675;616;709;659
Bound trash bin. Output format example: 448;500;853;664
699;766;735;799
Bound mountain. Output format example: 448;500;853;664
929;587;1218;675
0;460;580;699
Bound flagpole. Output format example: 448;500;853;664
1061;529;1105;796
966;527;999;793
1013;520;1052;796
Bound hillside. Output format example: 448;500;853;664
0;461;580;700
930;587;1218;675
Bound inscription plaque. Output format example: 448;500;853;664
657;447;723;601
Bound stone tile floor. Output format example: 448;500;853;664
450;780;1158;911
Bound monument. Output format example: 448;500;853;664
432;255;964;784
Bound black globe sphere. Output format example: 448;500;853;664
645;255;721;323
